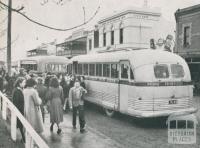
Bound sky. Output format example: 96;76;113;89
0;0;200;61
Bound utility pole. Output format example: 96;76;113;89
7;0;12;76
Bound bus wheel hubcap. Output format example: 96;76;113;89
105;108;115;117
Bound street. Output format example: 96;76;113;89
82;97;200;148
40;96;200;148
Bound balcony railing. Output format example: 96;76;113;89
0;91;49;148
56;50;87;57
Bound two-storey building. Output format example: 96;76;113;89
175;4;200;84
27;41;57;57
87;6;173;53
56;29;87;58
56;6;174;58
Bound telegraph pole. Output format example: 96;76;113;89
7;0;12;76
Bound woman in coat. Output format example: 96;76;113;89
23;78;43;134
46;77;64;134
12;77;26;143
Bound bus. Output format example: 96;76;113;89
0;61;5;69
67;48;197;118
20;56;69;74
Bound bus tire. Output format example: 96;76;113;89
104;108;115;117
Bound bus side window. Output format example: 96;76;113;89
78;64;83;75
70;64;73;74
73;62;78;74
83;64;89;75
177;120;186;129
121;64;128;79
89;64;95;76
52;64;55;71
62;64;66;72
130;68;134;80
111;63;119;78
67;64;72;74
58;64;62;72
187;120;194;129
170;120;176;129
103;64;110;77
55;64;59;71
34;64;37;71
96;64;102;77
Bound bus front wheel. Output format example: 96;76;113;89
104;108;115;117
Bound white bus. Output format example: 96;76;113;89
68;49;197;118
20;56;69;74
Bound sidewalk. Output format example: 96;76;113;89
0;112;24;148
41;113;122;148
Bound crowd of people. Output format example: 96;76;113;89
0;68;88;145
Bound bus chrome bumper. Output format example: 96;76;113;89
128;107;198;118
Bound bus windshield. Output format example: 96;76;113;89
171;64;184;78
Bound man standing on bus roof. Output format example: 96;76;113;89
69;79;87;133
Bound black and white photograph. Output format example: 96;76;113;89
0;0;200;148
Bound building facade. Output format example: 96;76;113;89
87;7;164;53
56;29;87;58
27;41;57;57
27;49;48;57
175;4;200;84
55;6;174;58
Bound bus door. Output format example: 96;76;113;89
119;60;130;113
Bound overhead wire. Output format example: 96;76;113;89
0;16;8;25
0;1;100;31
0;28;7;37
0;34;19;51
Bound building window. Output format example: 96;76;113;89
94;30;99;48
183;26;190;47
89;39;92;50
103;33;106;46
120;28;123;44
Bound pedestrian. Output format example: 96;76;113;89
70;74;76;88
69;79;87;133
44;74;52;89
23;78;43;148
23;78;43;133
0;72;4;92
63;78;71;112
80;76;86;89
12;77;26;143
57;73;62;84
35;77;48;122
46;77;64;134
18;68;26;78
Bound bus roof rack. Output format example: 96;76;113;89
97;47;145;53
